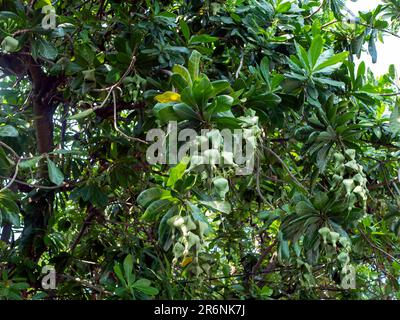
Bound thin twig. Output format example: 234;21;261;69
70;207;99;251
73;53;137;117
361;139;399;150
357;22;400;39
12;29;33;37
92;54;137;92
0;142;73;191
322;19;338;29
322;19;400;39
305;0;325;20
0;158;20;193
251;240;277;275
112;90;148;144
255;153;272;207
0;141;19;159
359;229;400;264
378;91;400;97
263;145;309;194
60;273;108;294
235;51;244;79
0;141;20;192
0;175;71;190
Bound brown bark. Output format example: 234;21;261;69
32;99;54;154
28;56;59;156
0;55;62;259
21;60;62;259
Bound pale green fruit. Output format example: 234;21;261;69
82;69;96;82
318;227;331;244
330;231;340;248
1;36;19;53
173;242;185;259
345;149;356;160
184;216;197;231
338;251;350;265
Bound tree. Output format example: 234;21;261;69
0;0;399;300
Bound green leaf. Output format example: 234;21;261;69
261;285;273;297
189;35;218;45
278;234;290;261
316;144;331;172
295;201;317;215
390;104;400;134
141;199;171;221
88;184;108;208
212;116;241;129
153;103;180;124
0;148;11;175
173;103;199;121
312;192;329;210
199;200;231;214
179;19;190;42
294;41;310;71
133;278;150;287
314;77;345;87
368;30;378;64
47;159;64;185
137;187;164;208
207;95;234;114
158;205;179;251
68;108;95;120
32;38;58;60
309;35;324;68
314;51;348;73
351;34;364;58
247;93;281;108
123;254;134;283
180;87;197;107
0;190;19;215
192;77;214;108
211;80;231;96
3;211;20;227
171;74;189;92
34;0;51;9
113;264;126;285
188;50;202;81
133;279;159;296
276;1;291;13
0;125;18;137
19;157;42;170
78;44;96;64
167;158;189;188
260;57;271;88
389;64;397;80
172;64;192;86
329;0;345;19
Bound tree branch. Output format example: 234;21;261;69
305;0;325;20
251;240;277;275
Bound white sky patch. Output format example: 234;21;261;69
346;0;400;77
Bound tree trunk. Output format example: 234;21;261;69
19;59;60;260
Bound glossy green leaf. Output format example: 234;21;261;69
0;125;18;137
47;159;64;185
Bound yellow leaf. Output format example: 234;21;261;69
180;256;193;267
155;91;181;103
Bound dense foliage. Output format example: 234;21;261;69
0;0;400;300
